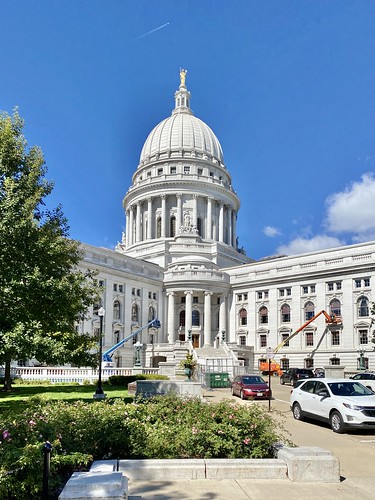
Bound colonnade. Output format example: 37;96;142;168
125;193;237;248
166;290;227;347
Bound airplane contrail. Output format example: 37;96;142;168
136;22;170;40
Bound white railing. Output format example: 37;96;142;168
4;366;159;384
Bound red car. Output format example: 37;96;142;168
231;375;272;400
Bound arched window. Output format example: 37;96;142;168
281;304;290;323
192;310;200;326
358;296;369;317
259;306;268;324
304;301;315;321
239;308;247;326
330;298;341;317
148;306;156;322
131;303;139;322
179;310;186;327
113;300;121;320
197;217;203;236
156;217;161;238
170;216;176;237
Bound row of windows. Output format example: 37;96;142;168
146;165;221;179
238;297;370;326
260;357;369;371
244;278;371;302
257;328;370;349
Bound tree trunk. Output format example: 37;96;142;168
3;359;12;391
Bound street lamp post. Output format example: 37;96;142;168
94;307;106;399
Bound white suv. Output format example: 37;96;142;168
350;372;375;392
290;378;375;433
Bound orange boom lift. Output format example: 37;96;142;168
258;310;342;376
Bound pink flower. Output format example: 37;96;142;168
243;438;251;445
2;430;10;440
192;426;198;434
28;420;36;427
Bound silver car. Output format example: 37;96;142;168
290;378;375;433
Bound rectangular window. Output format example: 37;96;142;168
198;168;203;175
147;171;151;177
260;335;267;348
170;166;176;174
364;278;370;287
157;168;163;175
331;331;340;346
243;293;248;300
118;285;123;293
113;284;117;292
327;283;334;291
279;289;285;297
282;312;290;323
148;292;152;299
281;358;289;370
359;330;368;345
286;288;291;296
99;280;104;288
132;288;135;295
302;286;308;294
193;296;198;304
137;289;141;296
305;332;314;347
239;336;246;346
330;357;340;366
310;285;315;293
336;282;342;290
264;291;269;299
355;279;361;288
181;296;186;304
257;292;262;299
153;292;157;300
209;171;214;177
184;166;190;174
281;333;290;346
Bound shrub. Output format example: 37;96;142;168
107;374;168;386
0;396;291;498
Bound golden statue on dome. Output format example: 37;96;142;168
180;68;187;87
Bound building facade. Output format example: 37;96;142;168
79;72;375;373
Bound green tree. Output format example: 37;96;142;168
0;109;99;390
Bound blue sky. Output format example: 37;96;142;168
2;0;375;260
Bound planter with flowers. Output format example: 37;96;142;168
180;353;197;381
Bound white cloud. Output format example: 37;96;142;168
325;173;375;235
277;235;344;256
263;226;281;237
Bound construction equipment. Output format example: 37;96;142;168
101;318;161;367
259;311;342;375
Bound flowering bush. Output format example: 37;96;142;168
0;396;291;498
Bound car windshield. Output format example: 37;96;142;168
328;381;374;397
242;376;265;385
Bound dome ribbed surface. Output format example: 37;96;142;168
139;112;224;165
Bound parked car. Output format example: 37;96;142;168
313;368;325;378
290;378;375;433
350;372;375;392
231;374;271;400
280;368;314;386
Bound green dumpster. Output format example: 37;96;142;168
205;372;229;388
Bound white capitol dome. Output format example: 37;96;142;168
139;70;224;167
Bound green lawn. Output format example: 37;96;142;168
0;383;132;416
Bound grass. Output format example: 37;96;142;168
0;382;132;416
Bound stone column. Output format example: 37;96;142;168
125;210;130;248
135;202;141;243
176;193;182;232
204;291;212;346
233;211;237;248
167;292;175;344
185;290;193;332
161;194;166;238
128;206;134;246
228;207;233;247
206;196;212;239
147;197;153;239
219;294;227;338
192;194;198;228
219;203;224;242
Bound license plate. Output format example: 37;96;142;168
257;393;263;397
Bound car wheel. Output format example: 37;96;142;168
280;378;285;385
292;402;303;421
330;411;345;433
240;390;245;400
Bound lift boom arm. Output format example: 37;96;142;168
102;319;161;362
